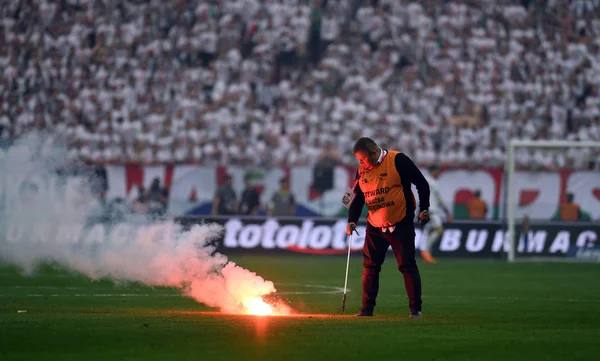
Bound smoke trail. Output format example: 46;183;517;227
0;133;290;315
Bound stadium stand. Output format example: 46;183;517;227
1;0;599;170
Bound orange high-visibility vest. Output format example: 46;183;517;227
560;203;579;221
467;198;486;220
357;150;415;228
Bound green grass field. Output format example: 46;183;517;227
1;255;599;361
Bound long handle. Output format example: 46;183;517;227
342;233;352;312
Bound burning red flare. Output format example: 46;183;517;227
240;296;293;316
244;297;274;316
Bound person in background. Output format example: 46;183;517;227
212;173;238;216
133;186;148;214
146;177;169;216
467;190;487;220
420;164;453;264
268;177;296;216
239;173;261;216
559;193;580;221
522;215;531;251
90;164;108;200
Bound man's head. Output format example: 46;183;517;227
566;193;574;203
353;137;381;169
428;164;441;178
280;177;290;191
474;189;481;198
224;174;233;186
244;173;252;186
150;177;161;191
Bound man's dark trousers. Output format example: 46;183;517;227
362;218;422;313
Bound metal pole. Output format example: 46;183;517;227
507;140;516;262
342;233;352;312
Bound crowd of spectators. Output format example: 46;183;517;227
1;0;600;171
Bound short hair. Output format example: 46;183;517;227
428;164;440;173
353;137;379;153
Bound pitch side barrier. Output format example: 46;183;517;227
174;216;600;260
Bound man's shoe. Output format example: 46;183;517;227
421;251;437;264
354;309;374;317
409;311;422;318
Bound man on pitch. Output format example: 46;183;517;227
420;164;453;264
346;137;430;318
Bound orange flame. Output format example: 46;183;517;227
241;296;294;316
244;297;274;316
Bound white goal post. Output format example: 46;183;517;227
505;139;600;263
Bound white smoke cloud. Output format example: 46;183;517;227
0;133;289;315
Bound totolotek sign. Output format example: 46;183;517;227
176;217;367;255
176;216;600;258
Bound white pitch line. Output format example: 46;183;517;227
6;284;600;303
276;291;341;295
275;283;347;295
1;283;350;297
11;286;86;290
8;286;154;291
3;293;600;303
0;293;180;297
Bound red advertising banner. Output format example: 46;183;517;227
103;165;600;220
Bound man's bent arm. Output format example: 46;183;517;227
348;181;365;224
395;153;430;211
